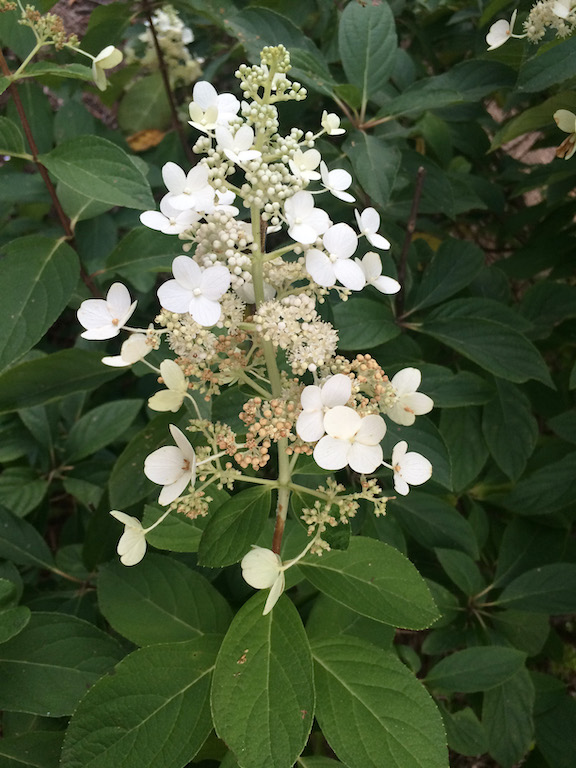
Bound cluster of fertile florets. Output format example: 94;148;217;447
19;4;79;48
77;46;435;615
486;1;576;49
125;4;202;87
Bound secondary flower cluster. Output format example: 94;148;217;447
77;46;435;614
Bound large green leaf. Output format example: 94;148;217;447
0;732;64;768
98;554;231;646
312;636;448;768
0;116;25;155
118;73;172;133
39;136;153;210
425;647;526;693
0;350;123;415
442;708;487;758
198;486;271;567
500;451;576;516
482;668;534;768
517;35;576;92
64;399;143;461
306;594;395;650
0;237;79;374
418;365;492;408
418;314;552;386
498;563;576;614
0;507;54;569
212;593;314;768
0;612;123;716
491;92;576;150
439;407;488;492
104;227;182;279
406;238;485;314
299;537;439;629
482;379;538;482
61;636;220;768
223;7;319;63
338;1;397;102
389;493;479;559
333;297;400;350
344;132;401;208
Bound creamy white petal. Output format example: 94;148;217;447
323;223;357;259
391;440;408;466
372;275;400;294
367;231;391;250
144;445;187;485
160;359;186;391
393;475;410;496
398;452;433;485
263;573;286;615
189;295;222;326
148;390;185;412
296;410;325;442
241;547;283;589
300;385;323;411
321;374;351;407
324;405;361;440
192;81;217;109
333;259;366;291
306;250;336;287
200;264;231;300
162;161;186;192
110;510;142;528
355;414;386;445
313;435;350;470
554;109;576;133
348;442;383;474
169;424;197;465
157;279;192;313
117;528;147;566
158;471;192;505
391;367;422;395
172;255;201;290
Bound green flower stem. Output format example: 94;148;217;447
237;370;273;399
11;41;45;78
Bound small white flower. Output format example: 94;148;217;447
241;546;285;615
188;81;240;133
92;45;123;91
321;111;345;136
553;0;572;19
144;424;197;505
102;333;151;367
296;374;352;442
356;252;400;295
306;223;365;290
320;161;355;203
214;188;239;216
486;10;523;50
140;196;200;235
157;255;231;327
313;405;386;474
554;109;576;159
354;208;391;250
148;360;188;412
385;368;434;426
390;441;432;496
78;282;137;340
215;125;261;165
162;162;215;213
284;191;331;245
110;510;147;566
289;149;322;182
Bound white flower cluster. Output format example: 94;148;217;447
486;1;576;49
125;4;202;87
77;47;435;611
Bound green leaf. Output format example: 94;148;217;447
535;696;576;768
0;731;64;768
0;76;10;96
290;48;339;98
435;548;484;596
419;365;492;408
482;668;534;768
39;136;153;210
0;350;123;415
338;1;397;102
425;647;526;693
64;399;142;461
0;612;123;716
442;708;487;757
482;379;538;482
0;116;25;155
306;594;395;650
0;237;79;374
0;605;30;644
500;451;576;516
0;507;54;569
519;281;576;339
118;73;172;133
61;636;220;768
490;93;576;150
389;493;479;559
299;537;439;629
379;60;515;119
212;593;314;768
98;554;232;646
439;407;488;492
333;297;400;350
418;315;552;387
312;636;448;768
407;238;485;314
0;467;47;517
223;7;319;63
104;227;182;278
494;518;567;588
517;35;576;92
491;610;549;656
20;62;94;83
198;486;271;567
498;563;576;614
57;180;114;224
344;132;401;207
548;409;576;445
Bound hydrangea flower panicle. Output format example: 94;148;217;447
77;282;137;340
